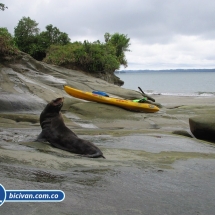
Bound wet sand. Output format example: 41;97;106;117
0;95;215;214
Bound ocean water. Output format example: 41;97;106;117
116;71;215;97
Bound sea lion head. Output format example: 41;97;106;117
40;97;64;124
44;97;64;113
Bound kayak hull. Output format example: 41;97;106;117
64;86;159;113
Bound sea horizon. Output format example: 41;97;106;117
115;69;215;97
115;68;215;73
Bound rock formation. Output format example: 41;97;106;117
189;115;215;143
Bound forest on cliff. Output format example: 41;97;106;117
0;8;130;74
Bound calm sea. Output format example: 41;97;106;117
115;71;215;97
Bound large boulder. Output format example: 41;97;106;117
189;115;215;143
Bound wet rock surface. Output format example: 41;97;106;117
1;54;215;214
1;127;215;215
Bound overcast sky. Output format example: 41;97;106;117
1;0;215;70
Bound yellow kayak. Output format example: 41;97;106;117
64;85;159;113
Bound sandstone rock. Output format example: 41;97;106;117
189;115;215;143
0;53;142;113
172;130;193;138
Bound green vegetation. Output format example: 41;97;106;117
1;15;130;74
14;17;40;59
44;33;130;73
44;39;121;73
14;17;70;60
0;28;18;57
105;32;130;67
0;3;17;57
0;3;7;11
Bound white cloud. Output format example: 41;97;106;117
126;36;215;69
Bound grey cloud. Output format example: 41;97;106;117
2;0;215;43
52;0;215;43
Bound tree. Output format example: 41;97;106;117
0;3;8;11
44;33;130;73
14;17;39;38
14;17;39;54
34;24;70;60
104;32;111;43
105;33;130;67
41;24;70;46
44;40;120;73
0;28;18;57
14;18;71;60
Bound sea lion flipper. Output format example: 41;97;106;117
81;152;106;159
35;131;47;142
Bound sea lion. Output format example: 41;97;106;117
37;97;105;158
